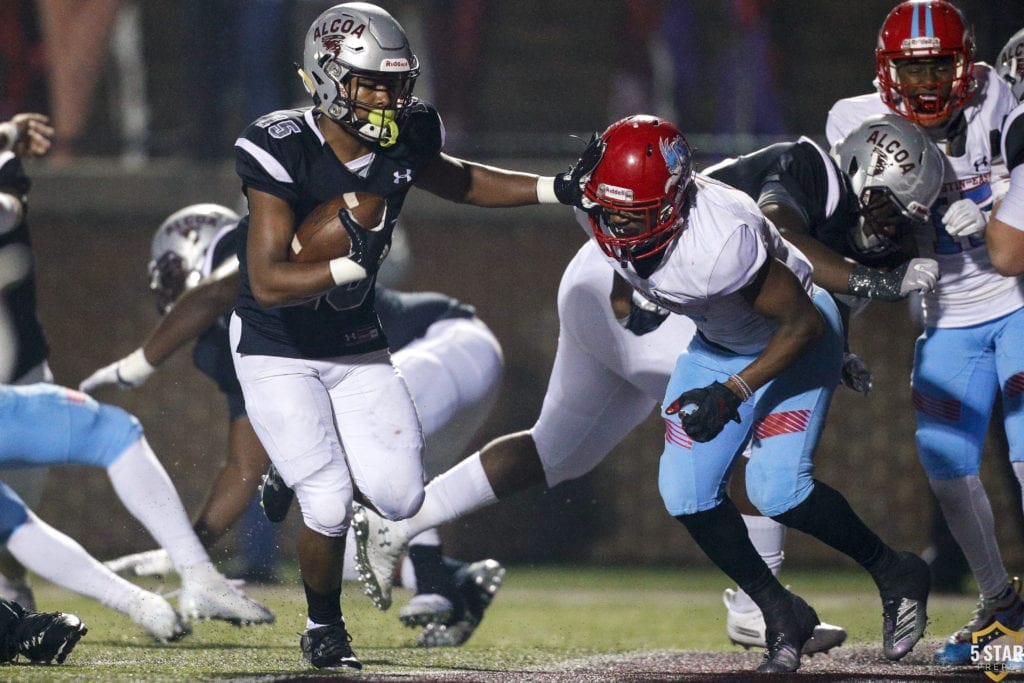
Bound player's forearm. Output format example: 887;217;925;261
986;216;1024;276
736;313;824;393
781;230;856;294
142;278;237;364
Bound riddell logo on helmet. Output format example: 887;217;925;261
597;183;634;202
900;36;942;51
864;130;916;174
380;58;410;71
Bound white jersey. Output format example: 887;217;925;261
827;64;1021;328
575;176;814;355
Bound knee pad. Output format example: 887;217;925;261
373;485;424;522
295;480;353;537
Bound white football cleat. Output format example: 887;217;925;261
352;504;408;611
179;567;275;626
723;588;847;655
126;590;190;643
105;548;174;577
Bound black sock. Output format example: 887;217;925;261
410;545;465;613
303;580;341;626
772;481;897;575
675;498;789;613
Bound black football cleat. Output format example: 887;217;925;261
15;611;88;664
875;551;930;660
756;594;819;674
259;464;294;523
300;621;361;670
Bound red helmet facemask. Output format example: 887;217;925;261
582;115;694;264
875;0;975;127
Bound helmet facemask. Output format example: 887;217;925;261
148;204;239;315
299;3;419;149
582;116;694;266
832;113;944;259
875;0;975;127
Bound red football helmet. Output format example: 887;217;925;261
582;115;694;263
875;0;975;126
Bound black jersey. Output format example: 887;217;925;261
0;152;47;382
233;102;443;358
193;223;475;417
706;138;906;270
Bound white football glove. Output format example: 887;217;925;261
941;199;987;238
841;352;873;396
899;258;940;296
79;349;156;392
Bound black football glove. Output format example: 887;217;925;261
338;206;390;274
665;381;742;443
553;132;605;207
623;295;670;336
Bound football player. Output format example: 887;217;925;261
0;111;58;610
985;28;1024;275
353;112;945;655
0;382;276;639
220;2;578;669
827;1;1023;666
80;202;507;647
356;115;934;674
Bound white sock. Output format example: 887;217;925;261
731;515;786;613
931;475;1008;598
107;437;210;573
7;514;151;615
405;452;497;538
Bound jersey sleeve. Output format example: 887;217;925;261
234;113;303;205
705;222;768;299
826;99;862;147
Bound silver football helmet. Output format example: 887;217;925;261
298;2;419;148
997;27;1024;103
831;114;944;257
149;203;239;314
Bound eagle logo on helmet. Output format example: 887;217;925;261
660;135;691;194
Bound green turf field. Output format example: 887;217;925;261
6;565;979;680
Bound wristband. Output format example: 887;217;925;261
0;122;17;153
727;374;753;401
329;256;368;286
535;176;559;204
117;348;156;386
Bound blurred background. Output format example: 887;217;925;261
4;0;1024;579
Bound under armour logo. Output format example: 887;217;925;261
393;169;413;184
376;526;393;548
974;156;989;172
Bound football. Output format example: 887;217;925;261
288;192;386;263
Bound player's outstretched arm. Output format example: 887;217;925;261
414;152;553;207
79;264;240;392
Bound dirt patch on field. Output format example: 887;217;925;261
260;638;997;682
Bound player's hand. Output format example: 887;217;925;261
0;113;54;158
623;294;670;336
79;350;155;392
665;381;742;443
942;199;986;238
841;351;873;396
553;133;604;207
898;258;940;296
338;206;390;274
